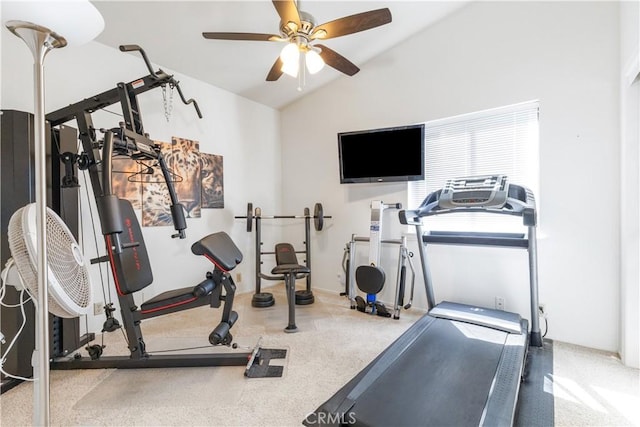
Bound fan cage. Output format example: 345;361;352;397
7;204;92;318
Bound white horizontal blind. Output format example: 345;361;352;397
408;101;539;232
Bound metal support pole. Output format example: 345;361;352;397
392;236;407;319
304;210;312;291
413;224;436;311
348;236;357;308
528;225;542;347
255;215;262;294
4;22;65;426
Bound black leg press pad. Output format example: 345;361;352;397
246;348;288;378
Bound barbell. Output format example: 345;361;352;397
235;202;332;232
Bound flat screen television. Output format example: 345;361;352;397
338;123;425;184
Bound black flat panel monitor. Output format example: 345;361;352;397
338;123;425;184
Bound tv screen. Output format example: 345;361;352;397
338;123;425;184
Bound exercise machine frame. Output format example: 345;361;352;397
305;176;544;426
405;178;542;347
343;234;415;319
45;45;283;373
343;200;414;319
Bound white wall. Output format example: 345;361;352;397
1;37;282;332
1;1;632;359
280;1;622;353
619;1;640;368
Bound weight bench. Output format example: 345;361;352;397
271;243;311;333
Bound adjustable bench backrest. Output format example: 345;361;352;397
275;243;299;266
108;198;153;295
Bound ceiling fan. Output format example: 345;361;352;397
202;0;392;81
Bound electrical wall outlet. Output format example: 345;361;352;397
93;303;103;315
236;272;242;283
495;296;505;311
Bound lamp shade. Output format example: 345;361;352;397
281;58;299;78
305;49;324;74
2;0;104;46
280;43;300;77
280;43;300;64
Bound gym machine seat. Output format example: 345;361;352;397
271;243;311;333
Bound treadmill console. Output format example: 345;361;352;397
438;175;509;209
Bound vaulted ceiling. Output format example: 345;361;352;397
93;1;469;109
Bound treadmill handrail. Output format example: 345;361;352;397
423;230;529;248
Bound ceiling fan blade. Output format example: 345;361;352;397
203;32;282;42
266;57;284;81
311;8;392;40
316;44;360;76
272;0;301;29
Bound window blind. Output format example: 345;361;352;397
408;101;539;232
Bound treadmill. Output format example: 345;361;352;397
305;175;542;426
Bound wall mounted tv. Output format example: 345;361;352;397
338;123;425;184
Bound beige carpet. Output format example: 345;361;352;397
1;286;638;426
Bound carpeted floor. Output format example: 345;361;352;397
1;287;638;426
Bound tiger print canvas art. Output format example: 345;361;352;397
200;152;224;208
112;137;223;228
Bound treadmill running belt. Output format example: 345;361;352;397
307;315;514;427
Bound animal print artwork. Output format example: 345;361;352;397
141;141;173;227
112;157;142;209
200;153;224;208
111;135;224;227
169;137;202;219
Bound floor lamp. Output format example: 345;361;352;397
2;1;103;425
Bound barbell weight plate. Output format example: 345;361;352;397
252;292;275;307
295;290;314;299
314;203;324;231
295;290;315;305
246;203;253;232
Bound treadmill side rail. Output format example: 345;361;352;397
481;319;529;426
430;301;523;335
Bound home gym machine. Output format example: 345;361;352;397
342;200;415;319
235;203;331;331
305;175;544;426
44;45;284;376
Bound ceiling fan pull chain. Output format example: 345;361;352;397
162;83;175;122
298;51;305;92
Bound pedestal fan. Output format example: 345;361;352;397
2;204;92;423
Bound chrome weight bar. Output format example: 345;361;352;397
235;202;332;232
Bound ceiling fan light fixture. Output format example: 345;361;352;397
281;60;299;77
280;42;300;77
305;49;324;74
202;2;393;83
280;42;299;63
